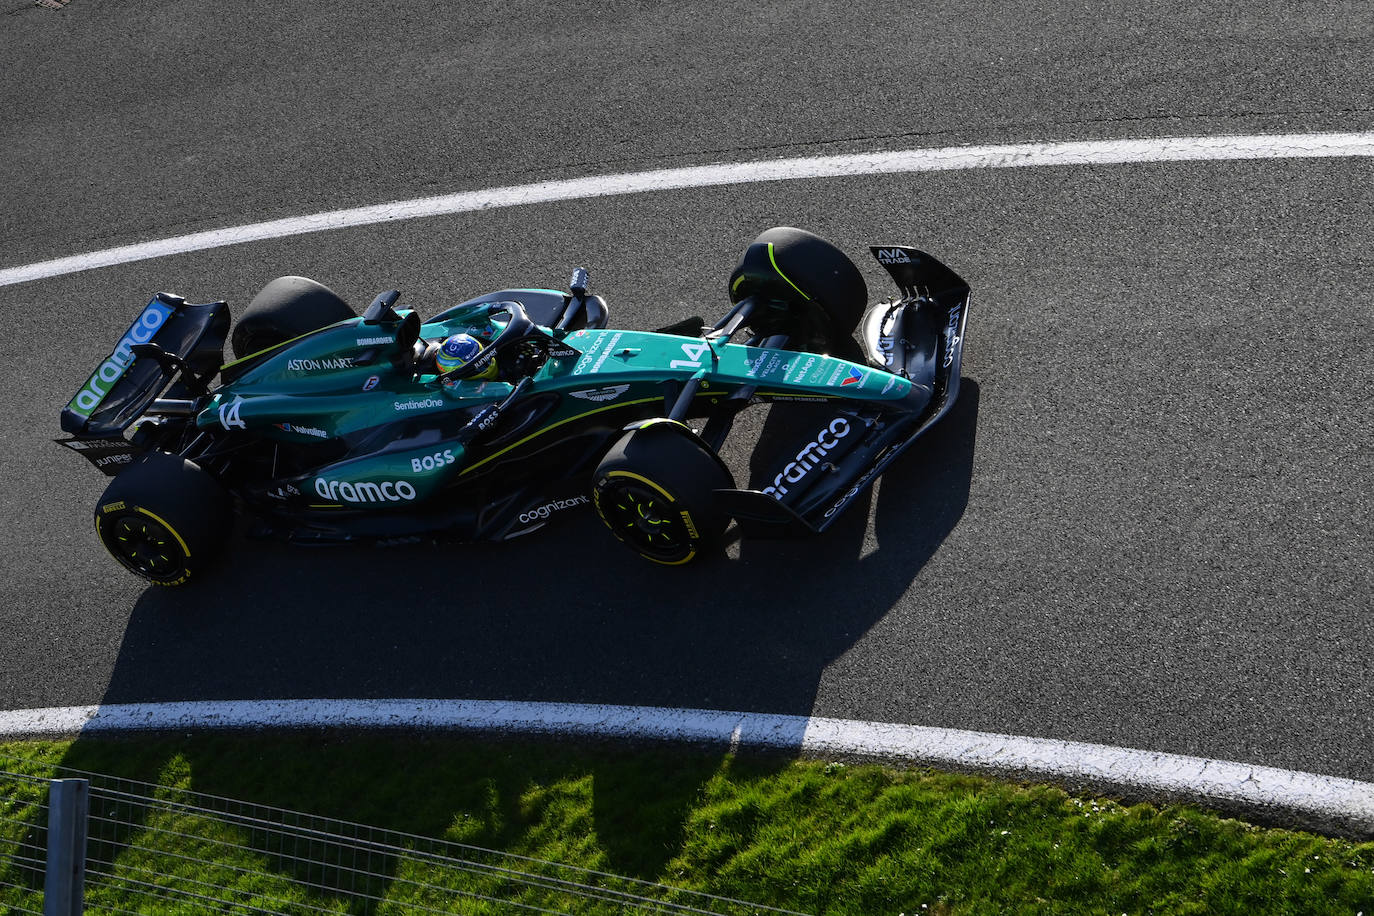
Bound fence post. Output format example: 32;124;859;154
44;778;89;916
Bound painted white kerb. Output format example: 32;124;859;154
3;131;1373;287
2;699;1371;836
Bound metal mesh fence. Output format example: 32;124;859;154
0;755;809;915
0;767;49;914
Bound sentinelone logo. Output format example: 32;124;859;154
5;133;1373;287
394;398;444;411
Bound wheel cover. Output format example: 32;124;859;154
101;511;190;583
598;477;697;564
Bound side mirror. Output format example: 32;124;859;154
363;290;403;324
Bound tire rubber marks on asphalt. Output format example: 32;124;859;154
3;132;1373;287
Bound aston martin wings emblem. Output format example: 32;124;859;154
568;385;630;403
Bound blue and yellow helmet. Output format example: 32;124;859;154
435;333;496;379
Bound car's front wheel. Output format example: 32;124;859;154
592;423;734;565
94;453;233;586
727;227;869;349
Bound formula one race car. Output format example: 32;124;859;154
58;227;970;585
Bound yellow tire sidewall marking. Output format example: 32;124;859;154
601;470;698;565
134;506;191;558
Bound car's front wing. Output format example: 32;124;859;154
716;256;970;536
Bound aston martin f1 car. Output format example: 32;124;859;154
58;227;970;584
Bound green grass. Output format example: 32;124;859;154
2;735;1372;914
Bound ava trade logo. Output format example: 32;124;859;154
841;367;865;387
67;299;177;419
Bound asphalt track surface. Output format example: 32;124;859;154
1;0;1371;785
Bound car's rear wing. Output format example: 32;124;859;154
59;293;229;438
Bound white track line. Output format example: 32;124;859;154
4;131;1373;288
2;699;1371;836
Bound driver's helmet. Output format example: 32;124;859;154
435;332;495;379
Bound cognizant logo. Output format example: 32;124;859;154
518;495;589;524
314;478;417;503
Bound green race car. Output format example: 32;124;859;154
59;227;970;584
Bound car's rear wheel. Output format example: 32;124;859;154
94;453;233;587
230;276;355;360
592;423;734;565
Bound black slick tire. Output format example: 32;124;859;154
94;453;233;587
230;276;355;360
728;227;868;343
592;423;734;566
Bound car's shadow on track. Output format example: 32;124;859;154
85;382;977;877
97;381;980;716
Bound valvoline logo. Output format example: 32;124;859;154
841;368;865;387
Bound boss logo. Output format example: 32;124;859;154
410;449;457;472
